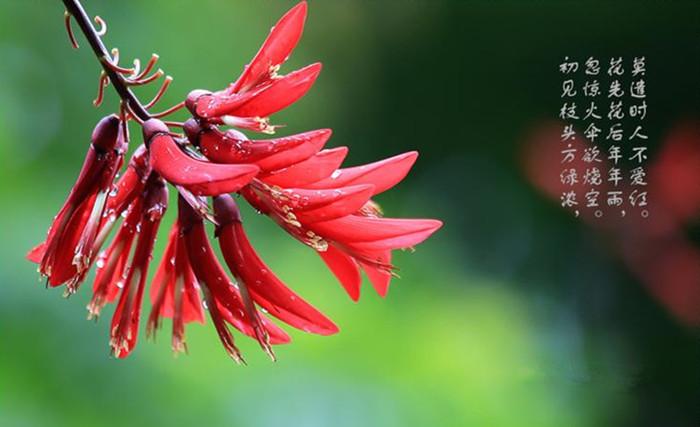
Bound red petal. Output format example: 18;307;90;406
104;145;150;218
307;151;418;196
181;257;205;325
309;216;443;247
44;194;96;286
89;199;142;317
262;147;348;187
149;224;178;319
183;217;284;347
27;243;46;263
218;220;338;335
200;128;331;172
229;1;308;93
359;250;392;297
149;134;259;196
207;63;321;118
294;184;375;223
110;192;165;358
318;244;362;301
148;221;205;350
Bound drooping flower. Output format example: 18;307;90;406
31;1;441;361
176;196;291;362
29;115;126;292
213;194;338;335
146;219;205;354
109;175;169;358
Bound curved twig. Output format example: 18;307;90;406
64;11;79;49
150;101;186;119
93;15;107;37
93;71;108;106
127;69;164;86
134;54;159;81
144;76;173;109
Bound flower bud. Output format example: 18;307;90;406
91;114;121;152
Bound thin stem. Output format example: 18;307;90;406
144;76;173;109
151;101;186;119
62;0;151;122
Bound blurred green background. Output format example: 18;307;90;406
1;1;699;426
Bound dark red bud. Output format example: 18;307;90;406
91;114;121;152
185;89;212;116
213;194;242;227
183;118;203;146
142;119;170;146
143;177;169;219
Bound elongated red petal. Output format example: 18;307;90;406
221;224;338;334
345;227;440;251
203;63;322;118
307;151;418;196
104;144;150;218
149;133;259;196
229;1;308;93
318;244;362;301
148;221;205;353
89;199;142;318
294;185;375;223
110;179;168;358
44;193;97;286
267;184;373;213
180;253;205;325
148;224;179;322
200;127;331;171
109;235;149;358
309;216;443;246
262;147;348;187
214;195;338;335
181;200;288;349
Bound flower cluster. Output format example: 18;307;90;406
30;1;441;362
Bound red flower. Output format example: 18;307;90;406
177;196;290;362
28;115;126;292
185;2;314;132
213;194;338;336
109;176;168;358
31;1;441;361
146;219;205;354
143;119;259;196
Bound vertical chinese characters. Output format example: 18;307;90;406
557;56;649;218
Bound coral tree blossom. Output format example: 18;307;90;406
30;1;442;362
